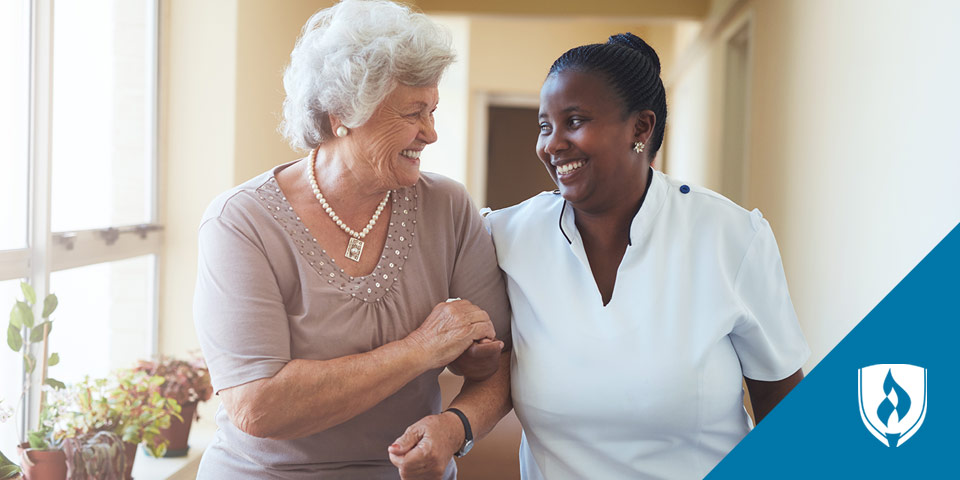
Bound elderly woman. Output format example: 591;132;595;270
192;1;510;478
392;33;810;479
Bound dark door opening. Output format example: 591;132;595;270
484;106;557;210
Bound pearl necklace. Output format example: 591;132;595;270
307;148;391;262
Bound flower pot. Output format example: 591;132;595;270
158;401;197;457
122;442;136;480
16;443;66;480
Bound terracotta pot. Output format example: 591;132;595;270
122;442;137;480
159;401;197;457
16;443;66;480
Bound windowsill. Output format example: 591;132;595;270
131;421;215;480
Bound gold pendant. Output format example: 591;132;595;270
345;237;364;262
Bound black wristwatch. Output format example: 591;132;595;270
445;408;474;457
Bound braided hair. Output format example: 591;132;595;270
548;33;667;159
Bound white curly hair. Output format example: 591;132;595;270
280;0;455;151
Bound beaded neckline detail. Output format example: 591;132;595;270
256;177;420;303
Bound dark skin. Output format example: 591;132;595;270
538;69;802;422
745;371;804;422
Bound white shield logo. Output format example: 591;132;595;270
857;364;927;447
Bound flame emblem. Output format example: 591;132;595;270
876;369;911;428
858;364;926;447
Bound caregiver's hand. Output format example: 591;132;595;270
448;337;504;381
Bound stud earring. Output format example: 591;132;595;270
336;126;349;137
633;141;645;153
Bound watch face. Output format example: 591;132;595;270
457;439;474;457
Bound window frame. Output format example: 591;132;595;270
0;0;161;436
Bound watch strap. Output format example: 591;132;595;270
445;407;473;457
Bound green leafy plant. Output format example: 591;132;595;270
5;281;63;454
0;450;19;480
7;282;62;390
110;368;182;457
0;397;20;479
55;370;182;458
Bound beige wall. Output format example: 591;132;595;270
665;0;960;369
159;0;240;423
418;15;472;183
159;0;238;359
468;19;677;96
414;0;708;18
234;0;332;183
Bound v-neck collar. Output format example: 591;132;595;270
556;168;668;307
557;167;668;250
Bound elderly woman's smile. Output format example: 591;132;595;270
353;83;439;188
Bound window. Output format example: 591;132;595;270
51;0;156;232
0;0;160;455
0;0;29;252
48;256;157;384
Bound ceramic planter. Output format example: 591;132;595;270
122;442;136;480
159;401;197;457
16;444;66;480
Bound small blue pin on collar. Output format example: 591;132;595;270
680;185;690;194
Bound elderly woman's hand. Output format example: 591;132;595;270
388;412;463;480
447;339;504;381
406;300;497;369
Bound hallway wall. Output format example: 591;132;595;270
665;0;960;369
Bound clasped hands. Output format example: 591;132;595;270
392;300;503;479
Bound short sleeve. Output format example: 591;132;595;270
729;214;810;381
194;214;291;393
449;191;512;350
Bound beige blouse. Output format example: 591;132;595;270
193;163;511;479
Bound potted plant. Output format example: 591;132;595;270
61;431;125;479
55;371;180;480
133;356;212;457
5;282;66;480
1;397;22;479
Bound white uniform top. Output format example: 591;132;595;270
485;169;810;480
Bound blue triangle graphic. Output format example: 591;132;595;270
707;222;960;478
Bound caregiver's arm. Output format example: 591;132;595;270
745;369;804;423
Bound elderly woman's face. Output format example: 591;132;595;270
352;84;439;188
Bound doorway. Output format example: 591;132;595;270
484;105;556;210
